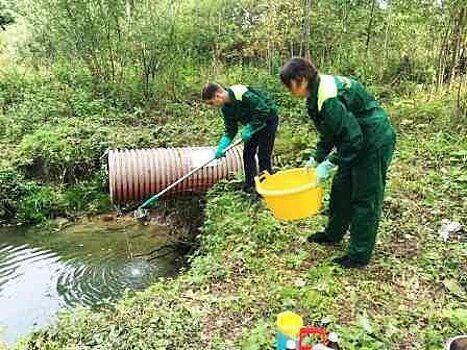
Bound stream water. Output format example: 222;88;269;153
0;219;185;345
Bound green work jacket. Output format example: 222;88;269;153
221;85;278;140
307;74;395;168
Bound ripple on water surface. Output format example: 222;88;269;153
0;219;184;345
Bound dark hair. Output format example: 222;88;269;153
201;82;223;100
280;57;318;88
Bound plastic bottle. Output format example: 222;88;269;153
286;339;296;350
325;332;340;350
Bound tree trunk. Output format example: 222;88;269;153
382;0;392;79
437;6;467;88
365;0;376;55
437;18;451;89
449;7;466;85
267;3;276;74
126;0;133;23
336;0;349;68
302;0;313;59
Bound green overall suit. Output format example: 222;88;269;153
307;74;396;263
218;85;278;190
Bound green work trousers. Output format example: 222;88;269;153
324;138;396;263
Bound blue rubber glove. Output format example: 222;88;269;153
315;159;336;184
241;124;255;142
304;156;317;170
214;135;232;159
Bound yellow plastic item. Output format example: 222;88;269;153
255;169;323;220
276;311;304;338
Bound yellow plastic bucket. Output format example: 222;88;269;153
276;311;303;338
255;168;323;220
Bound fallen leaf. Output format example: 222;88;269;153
357;310;373;334
442;279;467;299
294;278;306;288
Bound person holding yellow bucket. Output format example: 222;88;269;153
279;57;396;268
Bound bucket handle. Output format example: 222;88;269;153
257;170;270;183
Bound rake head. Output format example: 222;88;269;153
133;207;149;220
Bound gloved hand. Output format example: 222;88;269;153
304;156;317;170
214;135;232;159
241;124;255;142
315;159;336;184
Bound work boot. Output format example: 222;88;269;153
332;255;368;269
307;231;336;245
240;185;261;201
242;184;255;194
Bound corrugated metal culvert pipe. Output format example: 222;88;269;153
108;146;244;204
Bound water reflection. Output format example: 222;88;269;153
0;219;183;345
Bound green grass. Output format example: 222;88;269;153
14;91;467;349
0;55;466;349
1;5;466;347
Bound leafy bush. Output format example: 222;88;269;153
15;121;106;183
16;185;67;223
0;168;30;221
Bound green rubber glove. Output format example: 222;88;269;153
315;159;336;184
214;135;232;159
241;124;255;142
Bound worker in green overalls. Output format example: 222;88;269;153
202;83;279;194
280;58;396;268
